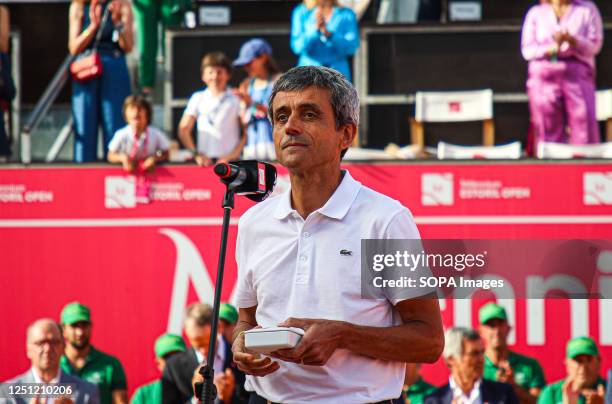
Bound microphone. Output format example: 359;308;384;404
213;160;277;202
214;162;245;183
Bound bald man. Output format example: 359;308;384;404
0;318;100;404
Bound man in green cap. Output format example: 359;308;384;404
479;302;546;404
130;333;186;404
59;302;128;404
538;337;606;404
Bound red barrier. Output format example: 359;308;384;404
1;163;611;393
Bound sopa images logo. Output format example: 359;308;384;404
421;173;454;206
105;176;136;209
583;172;612;206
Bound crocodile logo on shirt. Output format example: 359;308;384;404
340;249;352;256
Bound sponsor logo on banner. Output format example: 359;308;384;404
583;172;612;205
0;184;54;203
422;173;454;206
421;174;531;206
459;179;531;200
105;176;136;208
105;176;213;209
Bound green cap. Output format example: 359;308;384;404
479;303;507;325
219;303;238;324
60;302;91;325
154;333;186;358
566;336;599;359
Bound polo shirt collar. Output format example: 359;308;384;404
273;170;361;220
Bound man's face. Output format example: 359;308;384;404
202;66;230;92
565;354;600;389
451;338;485;383
271;87;355;173
62;321;92;350
479;319;510;350
125;105;148;134
27;323;64;373
243;55;267;77
184;318;211;353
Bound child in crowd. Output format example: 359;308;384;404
107;95;170;172
233;38;282;161
178;52;245;166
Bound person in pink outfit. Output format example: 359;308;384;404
521;0;603;145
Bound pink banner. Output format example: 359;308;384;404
1;163;611;392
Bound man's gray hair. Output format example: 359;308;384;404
267;66;360;129
443;327;481;360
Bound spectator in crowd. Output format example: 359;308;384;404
0;5;15;163
232;39;281;161
290;0;360;81
130;333;186;404
162;303;243;404
60;302;128;404
521;0;603;146
538;337;606;404
479;303;546;403
178;52;245;166
397;363;437;404
108;95;169;172
132;0;189;97
425;327;518;404
69;0;134;162
0;318;100;404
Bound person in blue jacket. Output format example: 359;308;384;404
290;0;360;81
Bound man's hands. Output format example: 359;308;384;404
269;318;344;366
214;368;236;403
554;30;577;47
496;360;515;386
232;328;280;377
582;384;605;404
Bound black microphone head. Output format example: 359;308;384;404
246;162;277;203
213;162;231;178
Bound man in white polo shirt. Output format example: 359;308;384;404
231;66;444;404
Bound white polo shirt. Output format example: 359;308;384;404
184;88;241;158
234;170;425;404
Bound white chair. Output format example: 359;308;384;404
343;147;396;161
438;141;522;159
596;89;612;141
537;141;612;159
410;89;495;148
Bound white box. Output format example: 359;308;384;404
244;327;304;354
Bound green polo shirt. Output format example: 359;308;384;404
130;380;161;404
402;378;437;404
484;351;546;390
60;346;127;404
538;377;606;404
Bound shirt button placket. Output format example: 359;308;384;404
296;228;311;284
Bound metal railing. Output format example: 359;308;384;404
20;53;74;164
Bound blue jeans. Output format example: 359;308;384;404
71;51;131;162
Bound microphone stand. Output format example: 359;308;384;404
199;184;236;404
